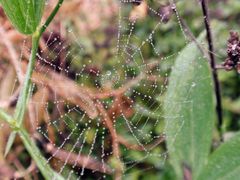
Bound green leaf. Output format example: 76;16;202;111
0;0;45;34
163;33;215;179
19;128;64;180
198;133;240;180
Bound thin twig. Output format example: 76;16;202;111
96;101;123;180
200;0;223;135
171;8;206;55
0;88;19;108
93;73;144;99
117;134;165;151
14;160;36;179
45;143;113;174
0;27;24;83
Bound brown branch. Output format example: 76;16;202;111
45;143;113;174
96;101;123;180
21;62;98;119
93;73;144;99
117;134;165;151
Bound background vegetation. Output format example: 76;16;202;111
0;0;240;179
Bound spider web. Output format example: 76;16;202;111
0;0;224;179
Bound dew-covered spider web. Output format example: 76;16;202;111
0;0;227;179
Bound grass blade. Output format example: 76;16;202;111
18;128;64;180
4;132;16;157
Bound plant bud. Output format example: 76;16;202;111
0;0;45;34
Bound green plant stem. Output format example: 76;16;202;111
39;0;64;36
0;110;63;179
14;0;64;124
4;34;40;157
14;34;40;124
13;0;64;128
200;0;223;139
0;0;64;179
13;0;64;126
0;108;14;125
4;0;65;157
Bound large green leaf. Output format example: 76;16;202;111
0;0;45;34
198;133;240;180
163;33;215;179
